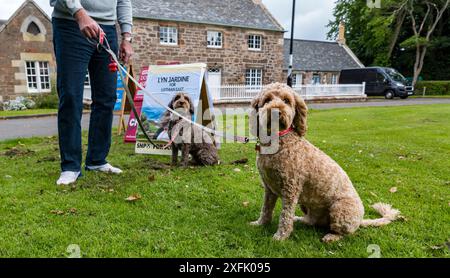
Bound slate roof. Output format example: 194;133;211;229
132;0;284;32
284;39;363;72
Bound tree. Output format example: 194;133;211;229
401;0;450;85
327;0;406;66
328;0;450;82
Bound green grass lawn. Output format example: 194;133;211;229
0;105;449;258
0;109;56;117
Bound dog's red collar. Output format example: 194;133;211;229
255;127;294;152
278;127;294;137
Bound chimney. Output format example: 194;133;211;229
337;21;346;45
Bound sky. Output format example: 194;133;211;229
0;0;336;41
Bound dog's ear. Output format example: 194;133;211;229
293;93;308;137
250;94;260;111
168;96;175;110
249;94;261;137
187;94;195;115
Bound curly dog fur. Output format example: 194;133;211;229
167;93;219;167
250;83;401;242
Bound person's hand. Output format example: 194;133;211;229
74;9;104;39
120;38;133;64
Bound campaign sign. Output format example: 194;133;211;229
114;89;124;111
135;63;215;155
114;66;127;111
124;67;149;143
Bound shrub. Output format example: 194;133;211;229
3;97;36;111
415;81;450;95
33;93;59;109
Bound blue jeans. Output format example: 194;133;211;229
52;18;118;172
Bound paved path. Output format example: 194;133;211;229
1;98;449;141
0;115;123;141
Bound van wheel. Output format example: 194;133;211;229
385;90;395;100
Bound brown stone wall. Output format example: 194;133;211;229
132;19;284;85
0;1;55;102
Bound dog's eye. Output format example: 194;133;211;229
174;96;180;101
263;98;272;105
283;98;290;104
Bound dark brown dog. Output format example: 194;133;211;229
167;93;219;167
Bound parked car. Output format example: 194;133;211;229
339;67;414;99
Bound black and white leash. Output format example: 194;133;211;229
88;36;250;145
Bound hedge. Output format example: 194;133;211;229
415;81;450;95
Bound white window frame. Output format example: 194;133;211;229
292;73;303;87
160;26;178;45
248;34;262;51
25;61;51;93
245;68;263;88
331;74;338;84
207;31;223;48
312;74;321;85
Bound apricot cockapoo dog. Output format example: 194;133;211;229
250;83;401;242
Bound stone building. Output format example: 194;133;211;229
131;0;286;88
0;0;55;102
0;0;364;104
283;24;364;86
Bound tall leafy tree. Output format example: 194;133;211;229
327;0;404;66
401;0;450;85
328;0;450;82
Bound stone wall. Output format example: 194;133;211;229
132;19;285;85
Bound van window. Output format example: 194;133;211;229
365;70;377;82
376;73;385;83
384;68;407;83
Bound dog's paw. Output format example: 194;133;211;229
321;234;343;243
273;232;289;241
294;216;313;226
249;220;263;226
294;216;305;222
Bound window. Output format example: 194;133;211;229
376;73;385;83
248;35;262;50
207;31;223;48
26;21;41;35
160;26;178;45
292;73;303;87
26;61;50;93
245;69;263;87
331;74;338;84
312;74;321;85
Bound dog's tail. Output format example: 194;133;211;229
361;203;401;227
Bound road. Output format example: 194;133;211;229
1;97;449;141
